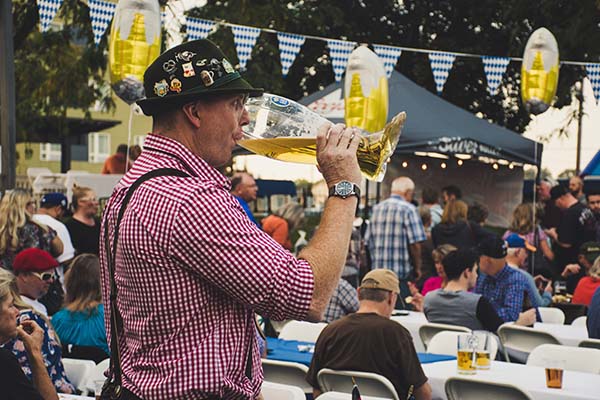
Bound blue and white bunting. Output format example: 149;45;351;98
586;63;600;103
277;32;306;77
187;17;217;42
231;25;261;70
88;0;116;45
36;0;64;33
428;52;456;95
482;56;510;96
326;39;356;82
373;44;402;78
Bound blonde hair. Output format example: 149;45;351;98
441;200;468;224
590;256;600;280
273;202;304;231
64;254;102;313
0;189;47;255
432;244;458;263
508;203;534;235
0;268;31;311
71;186;94;211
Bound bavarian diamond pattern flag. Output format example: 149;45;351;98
429;52;456;95
277;32;306;77
326;39;356;82
88;0;116;45
36;0;63;32
482;56;510;96
586;63;600;103
187;17;216;42
373;44;403;78
231;25;261;70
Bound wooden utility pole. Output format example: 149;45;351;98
575;80;584;175
0;0;16;191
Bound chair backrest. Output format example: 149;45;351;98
571;316;587;327
317;368;400;400
261;381;306;400
317;391;394;400
427;331;498;360
445;377;532;400
261;359;311;393
84;358;110;392
419;322;471;351
579;338;600;350
27;167;52;181
278;320;328;343
497;323;561;363
62;358;96;393
527;344;600;373
538;307;565;324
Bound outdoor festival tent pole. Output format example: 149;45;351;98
0;0;16;191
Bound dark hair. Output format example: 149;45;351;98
422;187;439;204
442;248;479;281
116;144;128;154
442;185;462;199
467;202;489;224
587;189;600;198
358;287;388;302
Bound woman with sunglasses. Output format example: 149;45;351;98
65;186;100;256
0;189;64;270
3;249;75;394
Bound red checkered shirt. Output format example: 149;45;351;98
99;134;314;399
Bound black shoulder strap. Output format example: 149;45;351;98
103;168;190;389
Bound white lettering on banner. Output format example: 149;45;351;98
436;137;501;157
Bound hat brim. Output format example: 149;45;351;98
137;77;263;116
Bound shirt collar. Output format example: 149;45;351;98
391;194;407;201
142;133;231;190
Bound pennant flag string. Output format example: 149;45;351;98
586;63;600;103
373;44;403;78
326;39;357;82
429;52;456;95
187;17;217;41
231;25;261;70
36;0;64;33
482;56;511;96
88;0;117;45
277;32;306;77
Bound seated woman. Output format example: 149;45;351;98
0;269;74;394
262;202;304;251
421;244;457;296
52;254;109;362
573;256;600;306
0;268;58;400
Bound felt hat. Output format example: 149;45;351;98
360;269;400;294
12;248;58;273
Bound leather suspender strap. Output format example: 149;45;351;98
103;168;190;390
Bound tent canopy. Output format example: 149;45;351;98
582;150;600;177
301;71;543;166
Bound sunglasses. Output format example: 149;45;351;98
31;271;56;281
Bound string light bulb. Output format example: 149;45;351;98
402;161;408;168
493;163;499;170
457;159;463;166
441;162;447;169
509;164;514;170
421;163;427;170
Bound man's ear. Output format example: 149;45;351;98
182;102;203;128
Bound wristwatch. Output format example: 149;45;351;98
328;181;361;199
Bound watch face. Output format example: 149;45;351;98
336;181;353;196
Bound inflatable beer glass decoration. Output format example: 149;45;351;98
239;94;406;182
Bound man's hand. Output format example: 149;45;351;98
316;123;362;187
515;308;536;326
561;263;581;278
17;320;44;355
545;227;558;241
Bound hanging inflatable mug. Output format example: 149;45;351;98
521;27;560;115
344;45;389;133
109;0;162;104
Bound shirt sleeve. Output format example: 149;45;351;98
305;326;330;390
404;207;427;245
169;184;314;321
557;210;578;245
339;280;359;313
0;349;44;400
497;278;526;322
392;325;428;390
476;297;505;332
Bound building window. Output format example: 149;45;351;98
39;143;61;161
133;135;147;148
88;132;111;163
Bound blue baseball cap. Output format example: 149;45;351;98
40;192;68;210
505;233;537;252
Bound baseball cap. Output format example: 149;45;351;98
579;242;600;264
12;248;58;273
550;185;569;201
40;192;68;210
505;233;537;252
478;235;508;259
360;269;400;294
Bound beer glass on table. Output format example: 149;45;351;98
544;358;565;389
457;333;477;374
473;330;492;370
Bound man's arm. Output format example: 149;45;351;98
409;242;423;280
298;124;362;321
414;382;433;400
18;320;58;400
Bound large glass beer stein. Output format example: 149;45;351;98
239;94;406;181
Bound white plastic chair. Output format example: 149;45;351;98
497;323;560;363
571;316;587;327
418;322;471;351
427;331;498;360
317;391;393;400
84;358;110;393
261;381;305;400
261;359;311;393
62;358;96;393
538;307;565;324
317;368;400;400
579;338;600;350
278;321;328;343
445;377;532;400
527;344;600;373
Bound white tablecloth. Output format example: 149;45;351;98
534;322;589;346
391;311;428;352
58;394;95;400
423;360;600;400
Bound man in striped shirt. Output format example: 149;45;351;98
100;39;362;399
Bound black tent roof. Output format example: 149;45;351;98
301;71;543;166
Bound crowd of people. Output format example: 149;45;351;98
1;38;599;400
